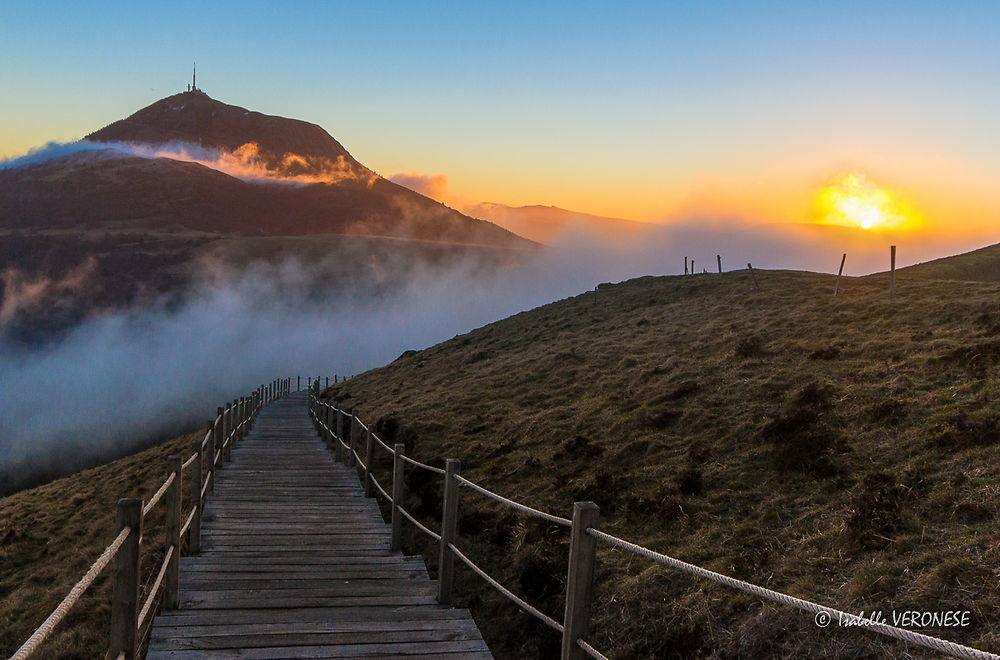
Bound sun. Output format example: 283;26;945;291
815;172;915;230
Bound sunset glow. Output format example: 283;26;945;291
815;173;917;231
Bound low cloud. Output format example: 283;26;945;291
389;171;450;203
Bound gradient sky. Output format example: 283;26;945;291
2;1;999;234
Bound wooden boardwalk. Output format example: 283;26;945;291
147;392;493;659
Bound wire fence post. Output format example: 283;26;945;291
335;408;345;463
222;402;232;463
561;502;600;660
437;458;461;605
890;244;897;300
190;439;202;554
364;428;375;497
325;405;334;451
109;498;142;659
297;375;300;391
391;443;405;551
165;456;182;610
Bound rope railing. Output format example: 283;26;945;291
400;453;445;475
455;475;571;527
141;472;175;517
8;526;132;660
308;392;1000;660
397;505;442;542
136;545;173;632
586;527;1000;660
10;376;290;660
449;542;564;633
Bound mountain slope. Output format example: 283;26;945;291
465;202;654;244
1;91;532;248
323;269;1000;659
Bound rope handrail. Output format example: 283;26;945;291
448;542;564;633
371;432;394;454
355;418;369;433
200;473;211;501
398;505;442;542
181;452;197;471
136;545;173;632
142;473;175;517
400;453;445;475
353;451;366;472
180;508;197;539
577;638;609;660
9;526;132;660
455;475;571;527
369;472;392;503
586;527;1000;660
200;429;211;449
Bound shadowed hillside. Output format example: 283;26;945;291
323;268;1000;659
899;242;1000;281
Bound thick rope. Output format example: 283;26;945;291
455;475;571;527
577;638;610;660
371;432;394;454
369;473;392;503
9;526;131;660
398;505;442;542
137;545;173;631
142;472;175;516
400;453;445;475
587;528;1000;660
181;452;197;471
180;508;197;538
449;542;563;633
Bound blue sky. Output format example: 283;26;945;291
2;1;999;226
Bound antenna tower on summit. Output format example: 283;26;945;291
192;62;197;91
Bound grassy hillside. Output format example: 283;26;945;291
901;242;1000;281
323;268;1000;659
0;429;200;658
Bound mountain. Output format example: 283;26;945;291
465;201;654;244
0;91;532;248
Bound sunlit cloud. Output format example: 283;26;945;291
389;171;450;202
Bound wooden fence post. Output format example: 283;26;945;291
165;456;182;610
208;418;218;491
297;375;301;391
109;498;142;659
890;245;897;300
324;406;334;450
190;439;202;554
346;410;357;468
747;263;761;291
214;408;224;474
684;256;688;275
364;428;374;497
391;443;405;551
717;254;722;274
437;458;461;605
222;402;232;462
335;408;345;462
834;252;846;297
561;502;601;660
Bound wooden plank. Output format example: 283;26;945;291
147;391;493;659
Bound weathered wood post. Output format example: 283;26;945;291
391;443;405;551
214;407;225;474
326;376;329;388
834;252;847;297
308;375;312;391
561;502;601;660
346;410;357;468
364;428;375;497
684;256;688;275
109;498;142;659
748;263;761;291
717;254;722;274
691;258;695;274
190;439;202;553
297;375;301;391
437;458;461;605
164;456;182;610
335;407;345;462
890;245;897;300
325;405;334;450
208;418;218;491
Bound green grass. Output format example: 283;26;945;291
324;268;1000;659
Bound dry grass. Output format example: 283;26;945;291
325;268;1000;659
0;429;202;658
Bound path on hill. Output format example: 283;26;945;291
146;391;492;659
